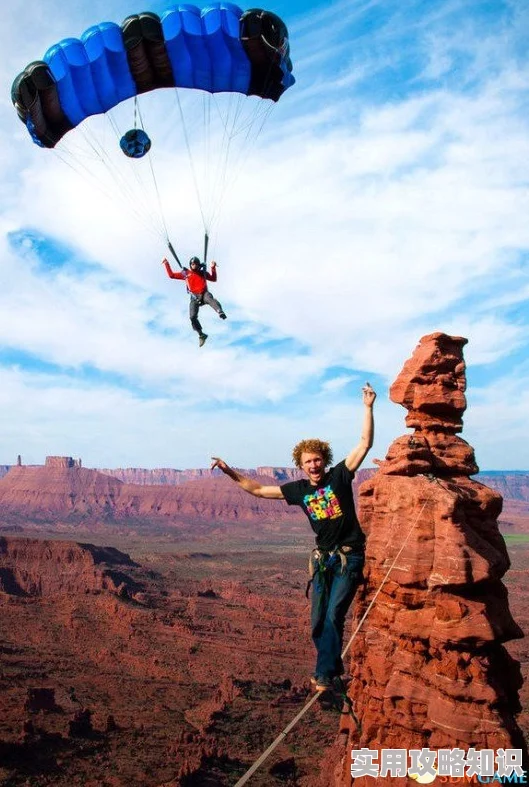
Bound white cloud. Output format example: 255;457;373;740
465;366;529;470
320;375;358;395
1;0;528;468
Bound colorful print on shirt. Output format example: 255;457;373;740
303;485;343;521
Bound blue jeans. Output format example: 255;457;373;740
310;551;364;680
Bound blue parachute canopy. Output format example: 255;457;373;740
11;3;295;149
120;128;151;158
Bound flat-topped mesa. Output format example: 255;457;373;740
381;332;477;476
45;456;81;469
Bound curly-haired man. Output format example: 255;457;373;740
212;383;376;691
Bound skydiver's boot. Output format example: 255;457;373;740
219;311;227;319
199;333;208;347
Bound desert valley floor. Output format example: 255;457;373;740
0;526;527;787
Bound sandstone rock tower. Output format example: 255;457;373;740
337;332;526;785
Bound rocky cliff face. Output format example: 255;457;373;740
96;466;303;485
0;538;330;787
336;333;527;786
0;465;122;511
0;537;138;597
481;472;529;501
97;467;216;485
0;466;305;529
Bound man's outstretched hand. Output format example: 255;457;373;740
362;382;377;407
212;457;239;483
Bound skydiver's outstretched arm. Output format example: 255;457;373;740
162;258;186;280
211;457;284;499
344;383;377;472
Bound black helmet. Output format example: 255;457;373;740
189;256;201;266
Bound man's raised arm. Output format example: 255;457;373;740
345;382;377;472
162;258;185;279
211;458;284;499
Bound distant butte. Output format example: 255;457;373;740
0;459;527;535
0;537;139;597
0;460;306;533
335;333;528;785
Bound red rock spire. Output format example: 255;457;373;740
379;332;478;477
335;332;527;786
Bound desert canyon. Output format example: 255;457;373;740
0;333;527;787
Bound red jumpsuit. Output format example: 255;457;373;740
163;259;224;336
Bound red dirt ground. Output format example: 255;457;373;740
0;529;526;787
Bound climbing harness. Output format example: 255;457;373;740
305;545;353;598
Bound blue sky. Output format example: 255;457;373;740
1;0;528;470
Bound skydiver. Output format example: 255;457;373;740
212;383;376;692
162;256;227;347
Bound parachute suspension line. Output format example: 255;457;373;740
209;91;240;223
142;128;171;244
104;112;168;242
203;232;209;267
170;88;276;260
174;88;208;234
222;59;281;195
53;131;164;242
205;91;242;233
200;92;244;238
203;93;240;239
134;99;173;248
207;94;275;232
57;108;166;242
52;147;118;210
167;241;183;268
202;91;213;237
233;483;436;787
106;114;163;229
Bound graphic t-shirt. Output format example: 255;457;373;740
280;460;365;552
